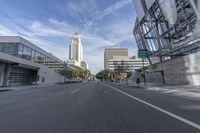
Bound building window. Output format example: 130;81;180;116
31;50;36;61
17;44;24;57
10;44;17;55
22;45;28;59
27;48;32;60
3;43;10;54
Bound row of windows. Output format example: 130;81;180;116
108;62;149;65
109;66;145;69
0;43;63;72
109;63;149;65
108;61;149;64
109;65;146;68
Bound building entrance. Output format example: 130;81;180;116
9;66;37;86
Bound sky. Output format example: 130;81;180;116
0;0;137;74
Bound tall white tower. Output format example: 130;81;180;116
68;32;83;66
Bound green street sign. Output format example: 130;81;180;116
138;49;149;58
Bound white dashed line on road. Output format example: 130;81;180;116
71;89;80;94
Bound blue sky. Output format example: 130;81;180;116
0;0;137;74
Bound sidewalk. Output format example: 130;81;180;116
146;84;200;99
0;83;60;91
121;82;200;99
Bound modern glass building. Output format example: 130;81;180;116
0;36;63;72
132;0;200;85
133;0;200;63
0;36;64;86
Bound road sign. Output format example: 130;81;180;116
138;49;149;86
138;49;149;58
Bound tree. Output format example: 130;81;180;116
112;60;133;81
112;72;122;81
96;69;113;81
60;65;91;82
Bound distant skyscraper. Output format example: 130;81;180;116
68;32;83;66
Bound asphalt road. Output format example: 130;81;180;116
0;82;200;133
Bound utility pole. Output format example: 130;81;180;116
64;61;67;83
142;58;146;86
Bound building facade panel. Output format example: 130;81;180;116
132;0;146;21
145;0;155;10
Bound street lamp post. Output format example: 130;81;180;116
64;61;67;83
142;58;146;86
138;49;148;86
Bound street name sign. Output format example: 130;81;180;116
138;49;149;58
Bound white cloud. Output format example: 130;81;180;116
96;0;132;20
29;20;68;37
0;0;136;74
0;21;69;61
0;24;18;36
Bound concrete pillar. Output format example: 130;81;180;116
0;64;5;86
1;63;11;87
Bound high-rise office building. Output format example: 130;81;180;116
68;32;83;67
104;48;128;69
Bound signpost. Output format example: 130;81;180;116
138;49;149;58
138;49;149;86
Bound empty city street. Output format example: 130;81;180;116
0;82;200;133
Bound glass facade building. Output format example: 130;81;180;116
0;38;63;73
133;0;200;63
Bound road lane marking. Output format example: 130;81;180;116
71;89;80;94
105;84;200;130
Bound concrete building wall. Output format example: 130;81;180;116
67;59;80;67
0;64;4;85
37;64;64;84
0;52;64;86
0;64;9;86
149;52;200;85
